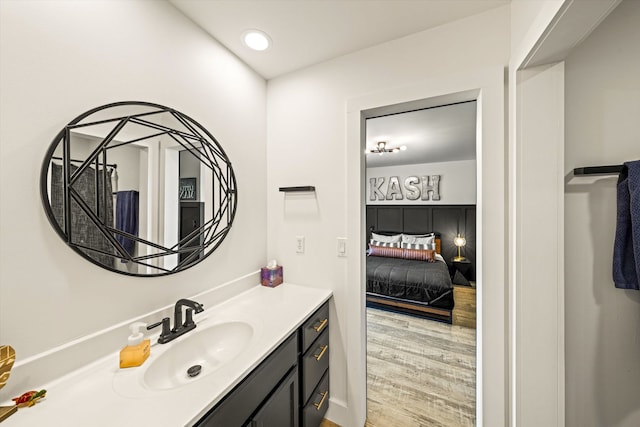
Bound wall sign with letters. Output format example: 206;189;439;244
369;175;441;201
179;177;197;200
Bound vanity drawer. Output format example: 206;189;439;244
301;302;329;353
303;370;329;427
301;329;329;404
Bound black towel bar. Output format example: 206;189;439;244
279;186;316;192
573;165;624;176
51;156;117;169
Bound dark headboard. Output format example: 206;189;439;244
366;204;476;280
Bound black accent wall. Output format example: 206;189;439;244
366;204;476;280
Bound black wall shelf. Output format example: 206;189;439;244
573;165;624;176
279;186;316;192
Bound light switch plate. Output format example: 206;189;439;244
337;237;347;257
296;236;305;253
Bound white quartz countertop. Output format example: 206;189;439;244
2;283;332;426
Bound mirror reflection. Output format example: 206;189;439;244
41;102;237;276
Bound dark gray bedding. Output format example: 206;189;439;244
366;255;454;309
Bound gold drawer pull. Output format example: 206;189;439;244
314;390;329;411
314;345;328;361
313;318;328;333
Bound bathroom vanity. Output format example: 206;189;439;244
195;301;330;426
1;284;332;427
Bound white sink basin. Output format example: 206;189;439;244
143;321;254;391
114;320;254;397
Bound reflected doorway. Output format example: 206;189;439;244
363;100;478;426
179;202;204;264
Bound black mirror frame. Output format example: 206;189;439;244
40;101;237;277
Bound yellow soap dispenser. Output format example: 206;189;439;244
119;322;150;368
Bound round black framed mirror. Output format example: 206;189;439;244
40;101;237;276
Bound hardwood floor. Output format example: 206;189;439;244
365;307;476;427
452;284;476;329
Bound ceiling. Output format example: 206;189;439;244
168;1;494;168
365;101;477;168
169;0;509;80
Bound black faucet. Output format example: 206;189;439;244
148;299;204;344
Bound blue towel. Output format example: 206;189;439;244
613;160;640;290
116;190;139;260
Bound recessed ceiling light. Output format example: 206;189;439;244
242;30;271;51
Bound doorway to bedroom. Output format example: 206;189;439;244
363;100;477;427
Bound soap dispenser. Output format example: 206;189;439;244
119;322;150;368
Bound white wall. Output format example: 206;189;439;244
0;0;266;370
564;1;640;426
267;6;509;426
366;159;477;205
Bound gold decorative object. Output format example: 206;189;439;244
0;406;17;422
0;345;17;422
0;345;15;389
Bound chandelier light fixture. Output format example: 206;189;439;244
367;141;407;155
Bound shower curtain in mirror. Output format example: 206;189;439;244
115;190;139;262
51;163;114;267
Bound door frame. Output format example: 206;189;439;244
345;67;506;427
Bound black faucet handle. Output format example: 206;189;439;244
147;317;171;338
184;308;195;328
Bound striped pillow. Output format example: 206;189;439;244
402;248;436;262
368;245;436;262
368;245;404;258
370;239;400;248
402;241;436;251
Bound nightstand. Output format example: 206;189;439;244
449;258;472;286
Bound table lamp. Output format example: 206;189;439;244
453;234;466;261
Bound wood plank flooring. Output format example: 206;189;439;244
365;308;476;427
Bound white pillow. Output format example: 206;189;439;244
402;233;435;245
371;232;402;243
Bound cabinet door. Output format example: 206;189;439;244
194;334;298;427
250;367;299;427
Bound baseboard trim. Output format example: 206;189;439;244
324;397;348;427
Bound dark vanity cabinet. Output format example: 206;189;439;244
250;367;299;427
194;301;330;427
300;302;330;427
194;334;299;427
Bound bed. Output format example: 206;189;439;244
366;230;454;323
